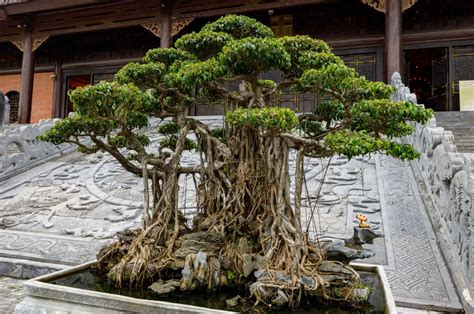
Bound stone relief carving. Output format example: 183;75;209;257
0;119;73;179
404;117;474;293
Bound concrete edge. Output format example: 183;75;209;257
0;256;69;279
21;261;396;313
351;262;397;314
22;260;234;313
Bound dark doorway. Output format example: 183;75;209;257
65;75;91;114
5;90;19;123
404;48;448;111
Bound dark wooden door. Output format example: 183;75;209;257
431;49;448;111
452;45;474;111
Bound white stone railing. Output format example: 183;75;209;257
404;117;474;303
0;119;74;180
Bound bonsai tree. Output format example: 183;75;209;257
41;15;432;309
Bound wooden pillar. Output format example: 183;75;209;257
51;61;63;118
385;0;402;82
18;24;35;124
160;0;172;48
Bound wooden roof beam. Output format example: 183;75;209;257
1;0;113;16
175;0;340;19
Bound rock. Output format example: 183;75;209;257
169;258;185;270
181;254;195;290
351;227;383;244
225;295;241;308
320;274;350;284
174;231;225;259
242;254;267;277
275;271;291;284
149;279;180;295
271;290;289;307
249;282;273;299
320;239;374;262
318;261;353;275
352;287;370;301
193;251;208;284
237;237;252;255
300;275;318;289
254;270;267;280
242;254;254;277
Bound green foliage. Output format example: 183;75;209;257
171;58;227;92
40;14;433;170
159;136;198;151
299;120;323;137
157;122;179;135
202;14;274;39
324;130;420;160
219;37;290;75
226;107;298;131
226;270;237;282
210;128;226;141
279;36;331;76
351;100;434;137
115;62;166;89
175;31;233;59
143;48;195;66
257;79;277;90
315;100;344;122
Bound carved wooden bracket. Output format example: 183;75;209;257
361;0;417;13
10;35;49;52
171;17;193;37
142;23;161;37
142;18;194;38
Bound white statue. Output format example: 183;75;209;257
390;72;417;104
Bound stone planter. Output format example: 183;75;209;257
15;261;397;313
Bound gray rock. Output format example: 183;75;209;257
320;239;374;262
174;231;225;259
351;227;383;245
149;279;180;295
271;290;289;307
352;287;370;301
237;237;252;255
318;261;353;275
225;295;241;308
249;282;272;299
242;254;266;277
275;271;291;284
300;275;317;289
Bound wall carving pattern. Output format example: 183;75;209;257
404;117;474;293
0;119;73;180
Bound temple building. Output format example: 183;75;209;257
0;0;472;123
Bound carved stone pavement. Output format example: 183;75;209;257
0;117;464;312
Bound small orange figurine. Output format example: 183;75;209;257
356;214;371;229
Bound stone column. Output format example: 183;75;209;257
385;0;402;82
18;24;35;124
160;0;172;48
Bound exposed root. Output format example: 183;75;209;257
97;121;364;309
